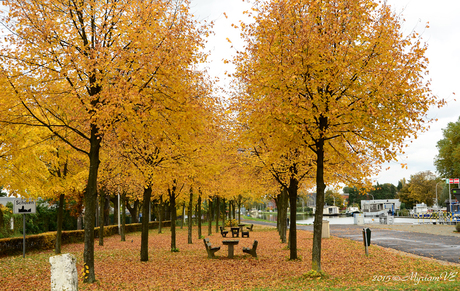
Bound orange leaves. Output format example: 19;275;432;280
231;0;445;188
1;226;458;290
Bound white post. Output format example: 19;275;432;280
50;254;78;291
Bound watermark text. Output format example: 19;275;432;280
372;272;457;285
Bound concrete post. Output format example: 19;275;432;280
49;253;78;291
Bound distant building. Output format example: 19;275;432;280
0;196;18;206
361;199;401;214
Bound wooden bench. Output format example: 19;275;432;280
241;230;249;238
231;227;239;238
220;226;229;237
246;224;254;231
243;240;258;258
203;238;220;259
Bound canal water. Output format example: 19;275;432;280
252;213;421;225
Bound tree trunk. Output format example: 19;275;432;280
104;196;110;226
215;197;220;233
208;199;212;236
222;198;226;227
126;199;140;223
277;188;288;243
99;190;105;246
121;192;126;242
169;185;177;251
158;195;163;234
197;195;202;239
282;188;289;243
83;125;101;283
110;195;119;226
237;196;242;224
164;202;171;225
288;167;299;260
140;186;152;261
312;135;326;272
275;195;280;231
181;202;185;229
228;201;232;220
188;187;193;244
55;194;65;254
0;207;3;233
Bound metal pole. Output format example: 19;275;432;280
363;229;368;256
436;181;440;224
435;181;439;209
23;214;26;258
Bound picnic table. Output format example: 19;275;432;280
222;240;239;258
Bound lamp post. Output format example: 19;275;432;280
368;194;374;212
298;197;305;213
435;181;442;210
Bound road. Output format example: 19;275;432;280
246;221;460;264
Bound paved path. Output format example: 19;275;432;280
246;221;460;264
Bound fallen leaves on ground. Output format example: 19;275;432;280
1;225;459;290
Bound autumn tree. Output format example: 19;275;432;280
435;117;460;178
399;171;439;207
232;0;444;272
0;0;209;282
0;123;86;253
325;189;343;207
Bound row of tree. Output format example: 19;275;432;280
0;0;447;281
0;0;262;283
229;0;443;272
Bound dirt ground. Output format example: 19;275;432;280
365;223;460;237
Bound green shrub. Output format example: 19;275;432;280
456;223;460;233
0;220;172;257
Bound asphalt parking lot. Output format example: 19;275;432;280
249;221;460;264
323;224;460;264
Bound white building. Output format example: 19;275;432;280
361;199;401;214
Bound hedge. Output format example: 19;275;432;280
0;220;171;257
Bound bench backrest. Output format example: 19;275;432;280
253;240;258;250
203;238;210;251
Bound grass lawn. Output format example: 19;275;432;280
1;225;459;290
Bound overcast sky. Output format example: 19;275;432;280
190;0;460;186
